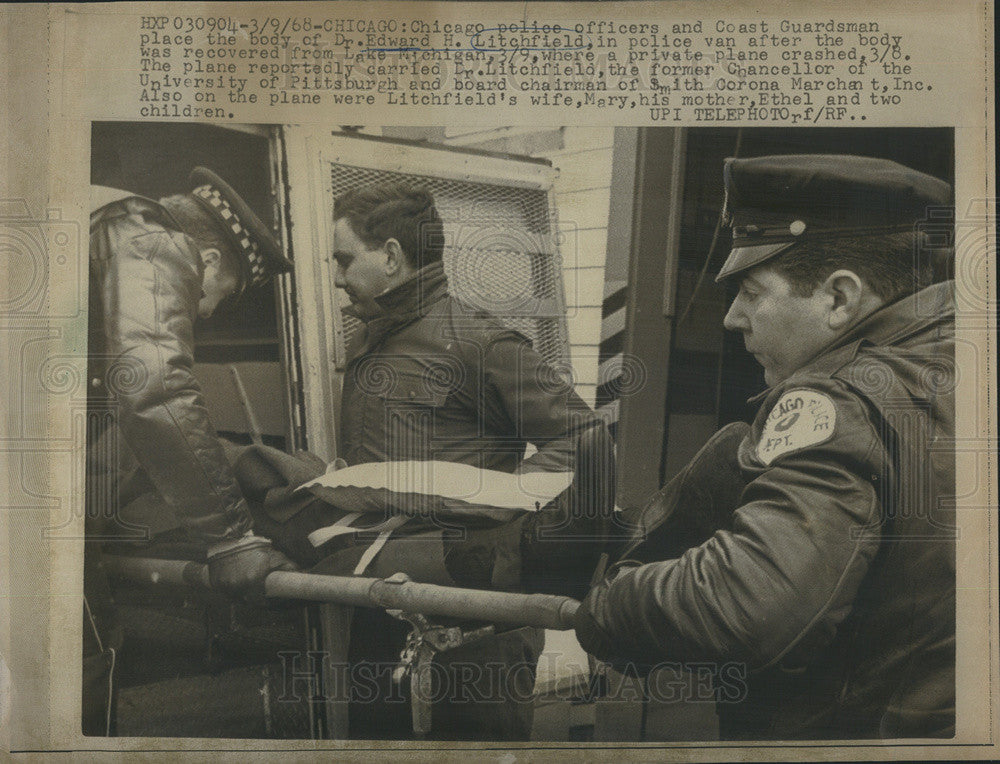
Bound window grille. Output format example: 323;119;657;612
328;162;568;366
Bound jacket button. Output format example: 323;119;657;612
91;377;102;388
409;390;416;399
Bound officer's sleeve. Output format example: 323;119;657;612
481;332;598;473
104;221;251;544
585;383;887;671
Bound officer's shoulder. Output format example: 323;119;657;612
92;187;162;215
829;341;914;397
92;188;181;234
751;375;874;466
757;371;873;424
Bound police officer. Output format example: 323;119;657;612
84;168;295;735
573;155;956;739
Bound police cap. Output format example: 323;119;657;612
188;166;293;292
715;154;952;282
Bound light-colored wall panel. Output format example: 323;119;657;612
566;306;602;347
569;347;601;391
554;187;612;235
552;149;614;194
559;226;610;270
574;383;598;407
561;126;615;153
562;266;607;310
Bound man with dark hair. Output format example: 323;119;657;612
333;181;444;268
84;168;295;735
574;155;956;740
330;181;445;322
769;231;932;301
330;180;602;739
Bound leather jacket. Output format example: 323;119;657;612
587;281;956;739
88;189;251;544
339;261;595;473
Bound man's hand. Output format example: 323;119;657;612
573;580;617;661
207;533;297;598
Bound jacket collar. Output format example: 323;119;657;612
373;259;449;319
748;280;956;405
346;261;449;359
837;279;954;348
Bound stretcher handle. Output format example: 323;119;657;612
104;555;581;631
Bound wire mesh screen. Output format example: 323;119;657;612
328;162;568;366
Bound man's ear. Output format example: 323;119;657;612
382;238;406;276
822;269;867;330
200;246;222;270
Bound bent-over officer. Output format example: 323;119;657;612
84;168;295;734
574;155;956;739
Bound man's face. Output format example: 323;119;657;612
198;248;240;319
332;217;392;320
723;265;836;386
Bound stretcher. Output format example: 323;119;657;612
105;555;587;739
101;375;613;739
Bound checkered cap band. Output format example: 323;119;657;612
192;184;268;289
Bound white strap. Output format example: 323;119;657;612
353;516;411;575
307;512;363;547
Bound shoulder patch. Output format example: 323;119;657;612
757;389;837;465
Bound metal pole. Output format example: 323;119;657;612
104;556;581;631
228;365;264;446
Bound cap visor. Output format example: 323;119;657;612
715;241;797;282
189;166;291;273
